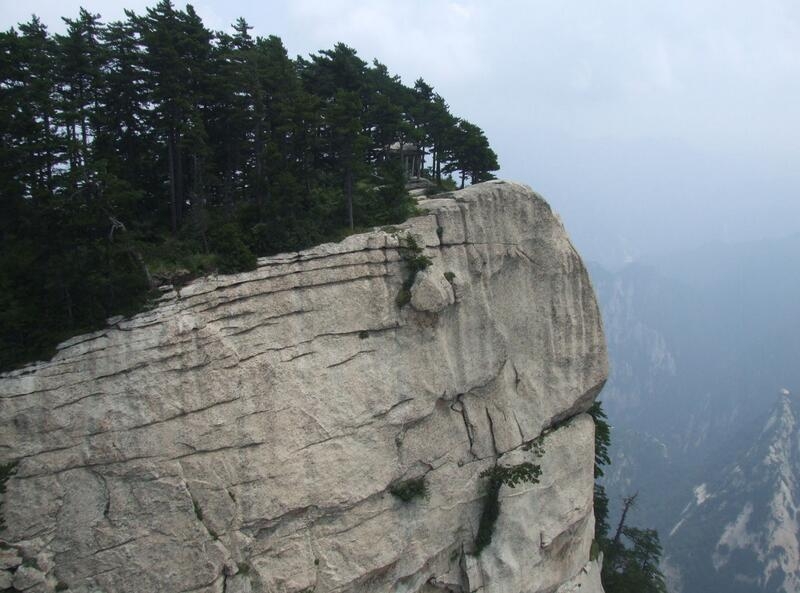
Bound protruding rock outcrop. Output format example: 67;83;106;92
0;181;607;593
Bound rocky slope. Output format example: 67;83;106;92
667;393;800;593
0;181;607;593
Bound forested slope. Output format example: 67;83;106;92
0;1;499;370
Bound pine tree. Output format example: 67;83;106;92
56;9;103;184
590;401;668;593
132;1;213;232
411;79;457;183
0;28;29;230
94;17;153;195
445;119;499;188
589;401;612;540
16;17;59;197
0;4;496;370
327;90;368;229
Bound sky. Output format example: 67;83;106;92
3;0;800;267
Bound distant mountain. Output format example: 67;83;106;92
588;233;800;590
667;394;800;593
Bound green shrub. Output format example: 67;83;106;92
522;436;545;456
389;476;428;502
395;288;411;308
0;461;17;494
396;234;432;308
474;458;543;554
480;462;542;488
0;461;17;530
474;478;502;553
210;224;257;274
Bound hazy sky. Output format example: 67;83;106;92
3;0;799;266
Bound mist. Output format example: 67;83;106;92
4;0;799;265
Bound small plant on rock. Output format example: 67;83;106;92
396;288;412;308
396;234;432;308
480;461;542;489
474;449;544;554
389;476;428;502
0;461;18;530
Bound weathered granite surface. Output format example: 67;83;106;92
555;556;604;593
0;180;607;593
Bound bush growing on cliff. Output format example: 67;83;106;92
0;461;18;530
209;224;257;275
389;476;428;502
474;457;543;554
395;234;432;308
474;478;502;553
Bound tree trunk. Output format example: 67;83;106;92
434;141;440;184
176;136;184;227
191;153;201;210
80;85;89;169
167;131;177;234
254;121;264;220
68;125;77;173
345;164;354;229
44;112;53;192
613;493;638;545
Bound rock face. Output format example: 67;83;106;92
0;181;607;593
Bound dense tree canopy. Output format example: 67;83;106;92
0;1;499;371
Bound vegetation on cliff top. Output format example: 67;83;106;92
0;2;499;371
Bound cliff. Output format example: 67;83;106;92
0;180;607;593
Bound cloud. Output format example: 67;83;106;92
1;0;152;30
280;0;484;86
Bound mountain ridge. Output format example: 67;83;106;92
668;393;800;593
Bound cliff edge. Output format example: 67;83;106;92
0;180;607;593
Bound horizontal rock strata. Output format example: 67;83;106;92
0;180;607;593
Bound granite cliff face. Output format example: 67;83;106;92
0;181;607;593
